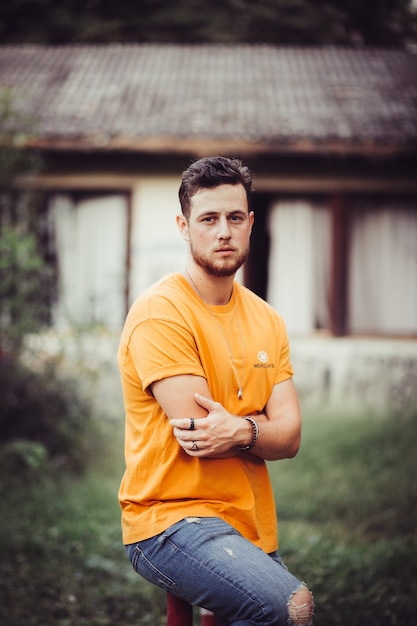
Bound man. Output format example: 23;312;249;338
118;156;314;626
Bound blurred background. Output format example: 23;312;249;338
1;1;416;624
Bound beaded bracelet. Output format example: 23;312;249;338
237;416;259;451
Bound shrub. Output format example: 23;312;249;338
0;354;96;475
0;438;48;479
0;87;57;354
0;226;55;353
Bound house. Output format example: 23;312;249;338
1;44;416;410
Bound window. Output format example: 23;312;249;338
246;193;417;337
49;192;130;328
348;199;417;335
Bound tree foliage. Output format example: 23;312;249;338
0;0;415;45
0;226;55;352
0;89;94;478
0;88;56;354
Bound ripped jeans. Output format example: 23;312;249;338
125;517;314;626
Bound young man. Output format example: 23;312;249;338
118;156;314;626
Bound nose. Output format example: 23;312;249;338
218;216;231;239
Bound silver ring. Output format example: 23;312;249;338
191;441;199;451
189;418;195;431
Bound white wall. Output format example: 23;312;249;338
290;336;417;414
24;330;417;416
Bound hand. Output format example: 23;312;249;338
169;393;243;458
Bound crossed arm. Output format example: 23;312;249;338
150;374;302;462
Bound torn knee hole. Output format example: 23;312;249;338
287;585;314;626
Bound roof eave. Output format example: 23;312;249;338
24;134;417;158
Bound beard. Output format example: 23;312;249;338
190;241;250;277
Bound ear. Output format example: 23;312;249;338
248;211;254;235
176;214;190;241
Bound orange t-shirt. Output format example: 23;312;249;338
118;273;293;553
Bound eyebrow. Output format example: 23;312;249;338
198;209;247;218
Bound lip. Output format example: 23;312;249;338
215;247;235;253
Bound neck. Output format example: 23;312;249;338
184;265;235;305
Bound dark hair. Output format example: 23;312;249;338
179;156;253;219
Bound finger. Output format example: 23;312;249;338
172;426;192;440
174;434;201;454
170;418;197;430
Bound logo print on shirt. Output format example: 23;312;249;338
254;350;274;368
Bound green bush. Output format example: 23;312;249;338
0;226;55;353
0;355;97;474
0;438;48;478
0;87;56;354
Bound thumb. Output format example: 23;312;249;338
194;393;217;411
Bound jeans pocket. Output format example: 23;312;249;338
130;544;177;593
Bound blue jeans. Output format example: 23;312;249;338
125;516;312;626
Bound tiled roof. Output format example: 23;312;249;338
0;44;416;154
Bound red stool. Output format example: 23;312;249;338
167;592;219;625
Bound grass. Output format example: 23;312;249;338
0;429;167;626
1;408;416;625
270;407;417;625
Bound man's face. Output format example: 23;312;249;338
178;184;254;277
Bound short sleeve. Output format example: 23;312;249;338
128;317;206;392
